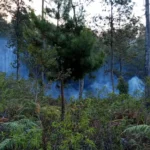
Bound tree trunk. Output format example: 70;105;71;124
41;39;46;85
79;79;84;99
110;0;114;93
57;1;60;27
72;3;77;27
41;0;45;86
145;0;150;98
55;0;65;121
16;43;20;80
16;0;20;80
42;130;47;150
42;0;44;19
119;56;122;76
35;67;39;102
60;79;65;121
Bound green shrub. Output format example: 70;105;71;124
117;76;128;94
0;119;42;150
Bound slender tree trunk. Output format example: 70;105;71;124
42;129;47;150
39;11;47;143
72;3;77;27
71;1;85;99
35;67;39;102
119;56;122;76
118;8;122;77
79;79;84;99
55;1;66;121
16;0;20;80
110;0;114;92
16;42;20;80
60;79;65;121
145;0;150;98
41;120;47;150
42;39;46;85
41;0;45;86
42;0;44;19
55;0;65;121
57;1;61;27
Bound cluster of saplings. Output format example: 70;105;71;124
0;73;150;150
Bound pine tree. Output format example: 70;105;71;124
93;0;135;91
1;0;30;80
145;0;150;98
46;0;104;119
23;11;57;101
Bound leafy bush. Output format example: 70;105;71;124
49;100;96;150
0;119;42;150
0;74;148;150
122;125;150;149
117;76;128;94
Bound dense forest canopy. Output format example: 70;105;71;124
0;0;150;150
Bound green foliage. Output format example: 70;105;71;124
123;125;150;137
60;28;104;80
0;1;148;150
0;75;148;150
23;7;104;121
23;11;58;80
117;76;128;94
0;73;43;118
0;17;9;37
0;119;42;150
23;2;104;83
41;106;60;121
145;76;150;87
50;100;96;150
122;125;150;149
82;95;146;149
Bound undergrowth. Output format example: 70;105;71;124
0;73;149;150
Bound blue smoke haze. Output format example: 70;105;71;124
0;38;145;99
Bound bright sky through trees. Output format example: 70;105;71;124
29;0;145;22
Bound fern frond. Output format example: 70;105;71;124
0;119;42;150
4;119;38;130
123;125;150;138
0;139;13;150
